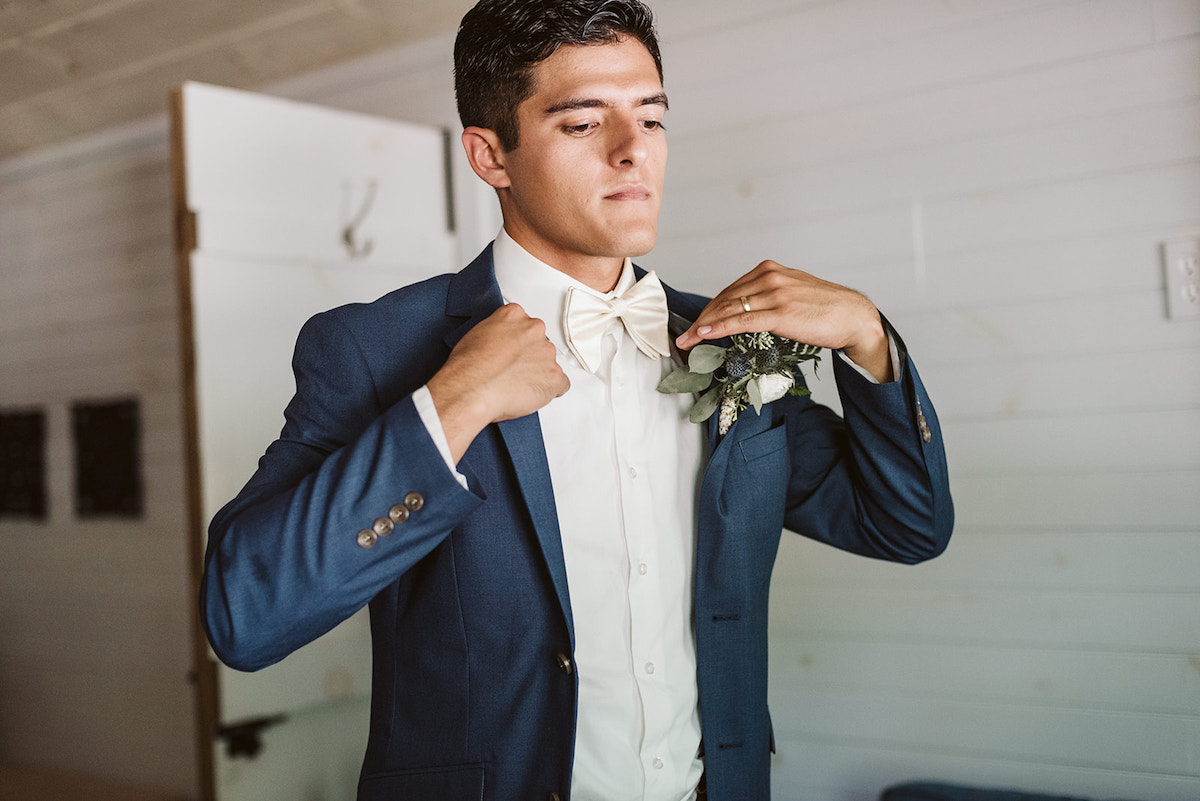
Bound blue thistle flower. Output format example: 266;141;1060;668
723;354;752;379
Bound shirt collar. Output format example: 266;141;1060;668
492;228;637;355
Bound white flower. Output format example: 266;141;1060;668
754;372;795;404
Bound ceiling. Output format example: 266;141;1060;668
0;0;475;161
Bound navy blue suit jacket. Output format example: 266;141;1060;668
201;245;953;800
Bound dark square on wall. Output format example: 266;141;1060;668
73;398;143;518
0;409;47;519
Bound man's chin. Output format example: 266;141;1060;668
614;228;658;259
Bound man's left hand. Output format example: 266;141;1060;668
675;260;893;383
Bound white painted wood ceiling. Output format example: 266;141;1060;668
0;0;474;160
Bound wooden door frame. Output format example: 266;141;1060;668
168;85;217;801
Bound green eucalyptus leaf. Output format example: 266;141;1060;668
687;344;727;373
747;376;763;413
689;387;722;423
657;368;714;394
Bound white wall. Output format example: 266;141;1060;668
641;0;1200;799
0;1;1196;799
0;121;196;793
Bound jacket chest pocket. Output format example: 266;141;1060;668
718;424;788;523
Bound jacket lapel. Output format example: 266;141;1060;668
443;244;504;350
444;246;576;644
497;416;575;645
655;273;728;459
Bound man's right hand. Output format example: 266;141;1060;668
426;303;569;463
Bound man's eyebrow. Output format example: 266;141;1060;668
642;92;670;110
542;93;670;115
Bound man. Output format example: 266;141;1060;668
200;1;953;799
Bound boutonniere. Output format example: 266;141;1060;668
658;332;821;435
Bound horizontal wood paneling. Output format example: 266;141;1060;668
924;163;1200;253
1154;0;1200;39
0;116;194;795
663;0;1158;131
898;291;1200;364
3;356;183;409
910;345;1200;418
780;528;1200;592
0;658;198;788
771;585;1198;653
665;36;1200;180
768;637;1200;716
950;470;1200;530
661;102;1200;236
942;409;1200;471
658;160;1200;285
769;737;1200;801
649;1;1200;798
0;284;178;342
770;687;1199;775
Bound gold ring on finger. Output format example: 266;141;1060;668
739;296;752;313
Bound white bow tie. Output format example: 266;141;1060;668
563;271;672;373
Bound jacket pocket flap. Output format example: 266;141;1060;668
737;424;786;463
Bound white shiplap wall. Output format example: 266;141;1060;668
642;0;1200;799
1;1;1196;799
0;121;197;794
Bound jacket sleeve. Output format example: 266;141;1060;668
200;310;483;671
781;322;954;563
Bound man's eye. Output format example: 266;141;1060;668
563;122;596;134
640;120;665;131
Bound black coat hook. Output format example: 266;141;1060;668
342;179;378;259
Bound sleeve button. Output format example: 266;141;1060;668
388;504;410;524
404;492;424;511
372;517;394;537
356;529;378;549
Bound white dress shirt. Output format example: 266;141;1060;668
416;229;705;801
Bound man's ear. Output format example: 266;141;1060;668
461;127;511;189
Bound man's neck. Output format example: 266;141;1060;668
501;227;626;293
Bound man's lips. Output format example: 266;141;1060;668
605;185;651;201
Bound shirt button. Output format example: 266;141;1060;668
653;757;664;770
644;661;655;675
629;466;638;479
638;563;648;575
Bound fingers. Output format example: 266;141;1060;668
428;304;570;454
676;262;794;349
470;305;569;418
674;260;880;353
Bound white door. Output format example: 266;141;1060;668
171;81;476;801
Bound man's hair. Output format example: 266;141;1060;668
454;0;663;152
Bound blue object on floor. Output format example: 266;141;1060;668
881;781;1146;801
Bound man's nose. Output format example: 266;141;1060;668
609;119;648;167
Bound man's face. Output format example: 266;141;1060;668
493;37;667;279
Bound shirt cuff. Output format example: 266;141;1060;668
412;385;470;490
835;328;901;384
